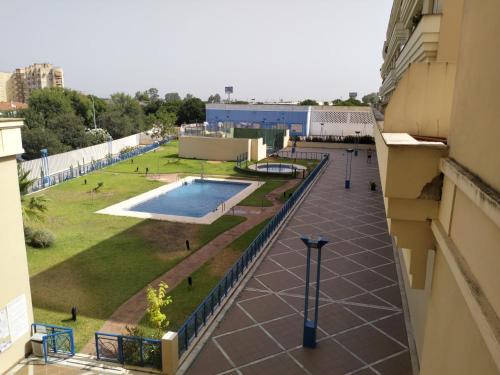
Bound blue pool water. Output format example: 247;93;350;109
129;179;250;218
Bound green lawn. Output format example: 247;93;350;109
27;140;304;350
105;140;240;176
238;180;285;207
138;219;271;337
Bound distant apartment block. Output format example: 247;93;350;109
0;63;64;103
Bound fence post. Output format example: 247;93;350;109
118;336;124;364
161;332;179;375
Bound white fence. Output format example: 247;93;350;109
309;107;375;137
20;133;143;180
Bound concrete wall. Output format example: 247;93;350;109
179;136;251;161
447;0;500;191
378;1;500;373
0;120;34;374
383;62;456;139
250;138;266;161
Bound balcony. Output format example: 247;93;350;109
0;119;24;158
395;14;441;80
375;125;447;288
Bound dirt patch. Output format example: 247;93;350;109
207;161;222;164
146;173;178;184
132;220;200;258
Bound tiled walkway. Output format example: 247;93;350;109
185;149;414;375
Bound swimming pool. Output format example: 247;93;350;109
131;180;249;217
248;162;306;175
97;177;260;224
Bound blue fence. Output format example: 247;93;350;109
177;153;330;357
26;137;173;194
95;332;162;369
32;323;74;363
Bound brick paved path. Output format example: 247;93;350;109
185;149;414;375
81;179;299;354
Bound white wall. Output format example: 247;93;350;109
20;133;141;179
309;107;375;137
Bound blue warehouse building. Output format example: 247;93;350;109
205;104;310;136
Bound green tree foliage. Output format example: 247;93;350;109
18;166;49;223
46;113;87;149
362;92;380;105
299;99;319;106
22;127;70;159
27;88;73;121
207;94;221;103
146;282;172;333
99;93;145;138
164;92;181;102
331;98;368;107
177;97;205;124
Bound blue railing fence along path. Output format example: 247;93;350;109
177;153;330;358
25;137;174;194
95;332;162;369
31;323;75;363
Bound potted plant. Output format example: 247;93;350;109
369;181;377;191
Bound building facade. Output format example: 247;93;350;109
0;119;35;373
205;104;375;137
0;63;64;103
377;0;500;374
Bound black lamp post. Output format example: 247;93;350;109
354;130;360;156
345;148;354;188
301;236;329;348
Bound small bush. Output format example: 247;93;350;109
29;229;55;248
24;226;34;243
120;146;139;156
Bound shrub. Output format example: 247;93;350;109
29;229;55;248
120;146;139;155
24;226;34;243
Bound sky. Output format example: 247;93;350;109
2;0;393;102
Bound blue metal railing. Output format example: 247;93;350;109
32;323;75;363
27;137;174;194
177;153;330;357
95;332;162;369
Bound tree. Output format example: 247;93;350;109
299;99;319;106
323;101;330;106
207;94;221;103
21;127;70;159
28;88;73;121
100;93;146;138
184;93;194;100
164;92;181;102
46;113;87;149
177;97;205;125
146;282;172;334
18;166;49;223
362;92;380;105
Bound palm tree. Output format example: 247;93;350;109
18;166;48;222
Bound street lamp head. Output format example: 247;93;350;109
301;236;329;249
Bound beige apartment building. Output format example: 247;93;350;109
0;119;35;373
0;63;64;103
377;0;500;374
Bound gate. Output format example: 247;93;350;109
32;323;75;363
95;332;162;369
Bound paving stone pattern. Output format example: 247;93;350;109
186;149;413;375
